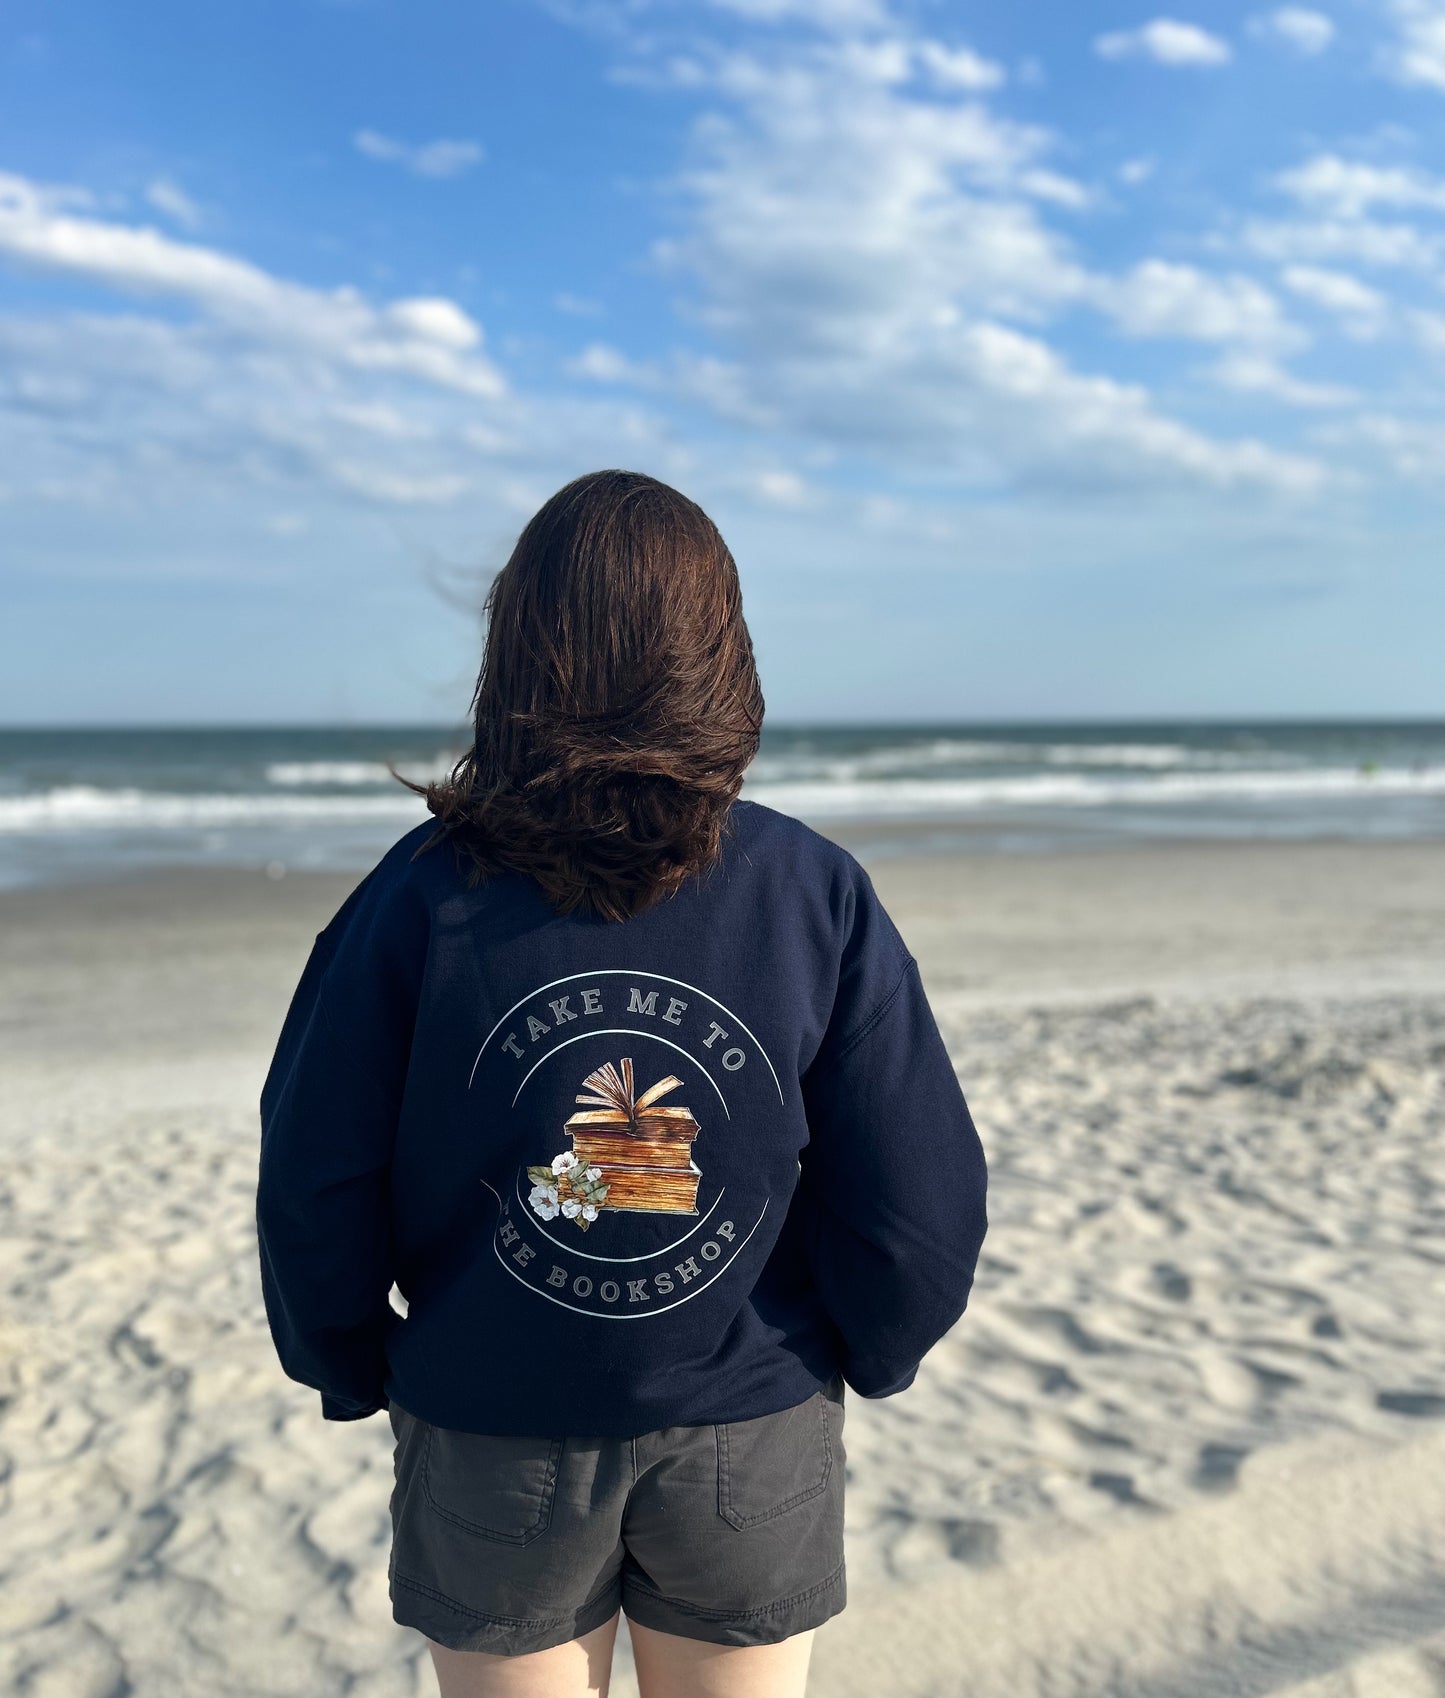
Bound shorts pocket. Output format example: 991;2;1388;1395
421;1424;564;1546
716;1390;833;1531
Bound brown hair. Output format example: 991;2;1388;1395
393;469;765;922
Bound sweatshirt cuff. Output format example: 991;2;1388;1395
321;1391;388;1421
848;1361;920;1399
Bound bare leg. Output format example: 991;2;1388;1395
426;1610;621;1698
628;1619;816;1698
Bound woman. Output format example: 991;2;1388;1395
256;469;988;1698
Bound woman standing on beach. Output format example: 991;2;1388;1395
256;470;989;1698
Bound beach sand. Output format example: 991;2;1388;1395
2;837;1443;1696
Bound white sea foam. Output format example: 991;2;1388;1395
0;786;430;832
745;737;1286;785
4;763;1443;835
265;760;397;787
742;762;1445;818
265;751;460;787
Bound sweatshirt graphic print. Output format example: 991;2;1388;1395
256;801;989;1437
472;972;786;1321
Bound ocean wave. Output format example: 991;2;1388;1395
3;763;1443;834
0;786;432;832
741;763;1445;817
745;737;1290;784
268;739;1303;794
266;752;460;787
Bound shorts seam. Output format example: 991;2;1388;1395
393;1569;615;1631
717;1391;833;1529
622;1556;845;1624
420;1427;564;1545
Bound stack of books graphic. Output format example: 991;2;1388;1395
565;1058;702;1215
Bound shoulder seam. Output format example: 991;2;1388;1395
834;952;917;1062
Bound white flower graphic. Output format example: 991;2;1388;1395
526;1149;611;1230
528;1182;560;1220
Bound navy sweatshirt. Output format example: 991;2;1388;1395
256;799;988;1436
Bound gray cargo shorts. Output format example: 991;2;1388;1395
387;1374;846;1656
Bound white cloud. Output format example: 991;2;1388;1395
1231;153;1445;273
0;315;322;505
1279;264;1386;334
385;297;482;351
0;170;544;513
698;0;890;27
329;400;435;439
1096;260;1297;349
1094;18;1232;66
1382;0;1445;89
1237;213;1440;269
671;351;784;429
653;42;1093;331
1248;8;1336;53
611;29;1331;496
327;463;473;504
628;29;1014;103
916;39;1006;90
353;129;485;179
1274;152;1445;215
753;467;812;504
1017;169;1093;209
960;321;1323;490
0;5;1386;551
0;170;502;398
1119;157;1156;185
564;341;660;383
1208;352;1354;407
1314;411;1445;477
1409;308;1445;351
144;178;203;230
0;298;702;523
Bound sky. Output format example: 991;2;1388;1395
2;0;1444;725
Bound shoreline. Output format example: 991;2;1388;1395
5;797;1445;898
5;834;1443;1035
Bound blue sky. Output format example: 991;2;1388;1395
2;0;1444;724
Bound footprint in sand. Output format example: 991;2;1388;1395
1376;1389;1445;1418
1192;1441;1250;1493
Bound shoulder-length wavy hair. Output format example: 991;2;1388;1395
394;469;765;922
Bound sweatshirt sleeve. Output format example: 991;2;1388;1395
256;926;406;1422
799;869;988;1399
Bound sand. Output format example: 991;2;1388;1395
2;837;1443;1696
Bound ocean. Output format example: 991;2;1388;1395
1;720;1443;890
